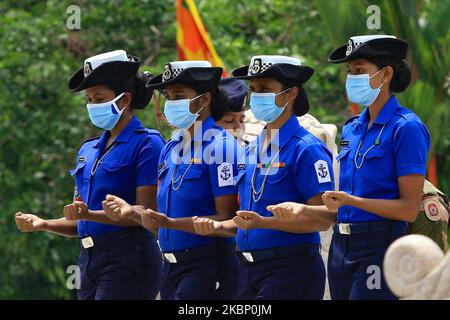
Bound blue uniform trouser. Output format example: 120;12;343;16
160;241;240;300
77;228;162;300
328;221;407;300
237;244;325;300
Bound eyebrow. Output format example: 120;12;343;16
167;90;187;95
86;93;105;98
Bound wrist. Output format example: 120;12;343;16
257;217;269;229
344;194;356;206
295;203;306;216
84;209;93;219
216;221;224;231
39;219;49;231
165;217;176;228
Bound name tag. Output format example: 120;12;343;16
81;236;94;249
238;163;247;171
340;140;350;146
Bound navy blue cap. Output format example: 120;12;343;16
219;78;247;112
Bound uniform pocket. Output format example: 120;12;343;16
96;161;133;191
173;164;208;200
181;164;205;180
101;162;130;172
336;147;352;192
336;147;351;161
157;164;169;187
364;148;385;159
265;167;290;184
70;162;86;176
234;170;246;186
70;162;89;199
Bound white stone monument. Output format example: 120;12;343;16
384;234;450;300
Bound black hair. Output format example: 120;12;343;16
367;57;411;93
189;83;229;121
280;82;309;116
104;71;154;109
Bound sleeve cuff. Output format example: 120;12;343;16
397;164;427;177
136;178;158;187
213;186;239;198
302;181;334;202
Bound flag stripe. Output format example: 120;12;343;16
176;0;228;76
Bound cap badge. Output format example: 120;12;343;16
162;64;173;81
346;39;354;56
84;62;92;77
250;58;262;75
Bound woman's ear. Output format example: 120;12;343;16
199;92;212;108
383;66;394;85
289;86;299;102
119;92;132;110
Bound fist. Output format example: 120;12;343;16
192;216;222;235
267;202;305;220
232;210;263;230
102;195;133;222
322;191;349;211
141;209;169;232
15;212;46;232
64;201;88;221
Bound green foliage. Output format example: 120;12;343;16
313;0;450;191
0;0;448;298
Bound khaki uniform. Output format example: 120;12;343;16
409;180;450;252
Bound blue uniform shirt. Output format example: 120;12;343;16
336;96;430;223
70;116;165;237
236;115;334;251
157;116;242;252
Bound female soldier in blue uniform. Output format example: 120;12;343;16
15;50;164;300
104;61;242;300
216;78;248;145
193;55;334;300
268;36;431;300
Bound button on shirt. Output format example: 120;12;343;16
157;116;242;252
336;96;430;223
70;116;165;237
236;115;334;251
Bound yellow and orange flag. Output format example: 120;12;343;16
176;0;228;76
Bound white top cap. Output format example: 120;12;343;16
84;50;129;76
346;35;397;56
162;60;212;81
247;55;301;76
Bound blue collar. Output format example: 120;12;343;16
93;115;144;148
356;96;399;126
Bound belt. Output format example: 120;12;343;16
79;227;153;251
237;243;320;264
334;220;405;235
162;242;234;264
